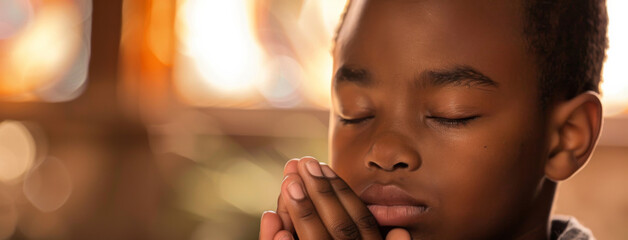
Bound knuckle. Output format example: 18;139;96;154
356;215;379;230
314;182;336;197
277;208;289;215
332;180;353;195
297;206;317;221
330;222;360;240
283;173;301;181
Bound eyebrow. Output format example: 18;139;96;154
421;65;499;89
334;64;498;90
334;66;373;87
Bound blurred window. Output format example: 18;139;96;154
172;0;345;109
601;0;628;116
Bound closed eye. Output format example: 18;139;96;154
339;116;374;125
426;115;479;127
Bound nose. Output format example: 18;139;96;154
365;133;421;172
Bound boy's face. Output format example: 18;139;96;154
330;0;551;239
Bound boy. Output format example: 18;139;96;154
260;0;607;239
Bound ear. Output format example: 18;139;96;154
546;91;603;181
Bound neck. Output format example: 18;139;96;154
511;179;557;240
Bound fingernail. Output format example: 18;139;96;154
279;232;293;240
261;211;271;220
305;160;323;177
285;159;298;168
283;159;298;176
320;164;337;178
287;182;305;200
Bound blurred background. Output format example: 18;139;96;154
0;0;626;239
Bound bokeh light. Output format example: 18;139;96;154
0;0;91;102
173;0;346;109
23;157;73;213
292;0;343;109
0;0;33;39
175;0;265;99
0;120;36;183
601;0;628;116
259;56;304;108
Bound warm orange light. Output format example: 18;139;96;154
0;1;82;101
172;0;346;109
299;0;346;109
23;157;73;212
601;0;628;116
175;0;265;96
148;0;174;65
0;121;36;183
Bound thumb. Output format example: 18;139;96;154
385;228;411;240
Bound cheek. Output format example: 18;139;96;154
329;124;367;187
329;123;348;170
429;117;547;236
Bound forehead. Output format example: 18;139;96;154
334;0;533;89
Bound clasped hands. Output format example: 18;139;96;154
260;157;411;240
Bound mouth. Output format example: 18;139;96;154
359;184;429;226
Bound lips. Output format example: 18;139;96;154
359;184;429;226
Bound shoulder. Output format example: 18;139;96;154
550;215;595;240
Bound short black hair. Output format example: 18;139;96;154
523;0;608;107
333;0;609;107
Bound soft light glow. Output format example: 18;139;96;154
0;120;36;183
0;2;82;100
0;0;32;39
148;0;174;65
301;50;333;108
259;56;304;108
172;0;347;108
36;38;90;102
37;0;92;102
176;0;265;94
23;157;73;212
320;0;349;37
291;0;343;109
601;0;628;116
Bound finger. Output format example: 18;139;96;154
260;211;283;240
276;193;293;232
298;158;363;240
273;230;294;240
385;228;411;240
321;164;382;239
278;159;299;231
283;158;299;175
282;173;332;240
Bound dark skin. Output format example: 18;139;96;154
260;0;602;239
